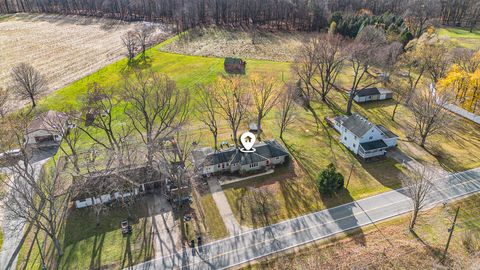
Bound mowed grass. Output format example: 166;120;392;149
199;194;229;239
242;193;480;269
438;27;480;50
17;201;154;270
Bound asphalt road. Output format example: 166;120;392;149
128;167;480;270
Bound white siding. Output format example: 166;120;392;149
341;128;361;154
359;127;384;143
75;198;93;208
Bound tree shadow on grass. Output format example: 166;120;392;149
321;188;367;246
410;230;444;259
121;235;133;268
358;157;406;190
88;233;106;270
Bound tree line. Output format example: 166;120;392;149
1;0;478;32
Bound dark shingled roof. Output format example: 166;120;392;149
377;125;398;139
356;87;381;97
360;140;388;151
341;113;374;137
224;57;244;65
201;139;288;167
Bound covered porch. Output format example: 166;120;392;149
359;140;388;159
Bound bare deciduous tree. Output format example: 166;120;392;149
122;31;137;63
276;84;297;140
423;43;451;86
1;123;68;257
292;34;343;122
399;49;428;104
196;84;219;151
249;187;279;226
135;25;153;59
123;70;189;170
404;0;441;38
250;74;279;140
345;41;379;115
409;90;452;147
10;63;47;108
43;111;82;174
401;164;434;230
212;76;250;147
76;84;132;166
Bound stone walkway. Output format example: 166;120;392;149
207;178;243;236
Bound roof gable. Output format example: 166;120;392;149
341;113;375;137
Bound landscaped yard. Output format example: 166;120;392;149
242;194;480;269
438;27;480;50
17;201;154;270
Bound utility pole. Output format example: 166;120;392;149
346;162;354;188
442;206;460;263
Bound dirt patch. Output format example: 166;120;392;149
161;27;315;62
0;13;170;111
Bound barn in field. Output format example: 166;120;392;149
224;57;246;74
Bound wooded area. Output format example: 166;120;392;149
1;0;478;32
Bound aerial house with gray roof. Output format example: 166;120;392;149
331;113;398;159
193;140;289;176
353;87;393;103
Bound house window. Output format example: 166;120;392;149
218;164;221;168
354;135;357;140
369;136;373;140
344;137;347;141
353;143;356;148
249;162;259;168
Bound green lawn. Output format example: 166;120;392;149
437;27;480;49
17;201;154;270
200;194;229;239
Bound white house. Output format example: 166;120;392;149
193;140;289;176
333;114;398;159
72;166;162;209
25;110;69;146
353;87;393;103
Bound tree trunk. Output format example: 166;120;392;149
409;208;419;230
420;135;427;148
346;94;354;115
391;102;399;121
213;133;218;151
31;95;36;108
53;236;63;256
256;115;262;141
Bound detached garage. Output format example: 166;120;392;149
25;110;68;147
353;88;393;103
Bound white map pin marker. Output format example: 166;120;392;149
240;132;256;153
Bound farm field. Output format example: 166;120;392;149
438;27;480;49
242;193;480;270
0;13;170;111
161;27;315;61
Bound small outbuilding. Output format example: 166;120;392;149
353;87;393;103
224;57;246;74
25;110;69;147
